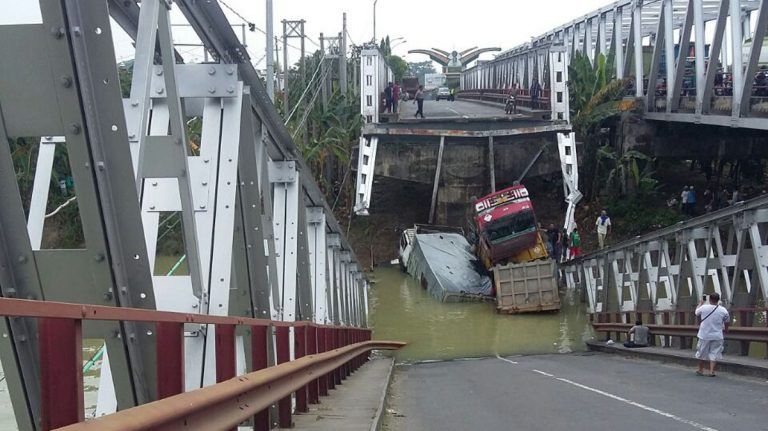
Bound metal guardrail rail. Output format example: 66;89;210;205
58;340;404;431
0;298;404;430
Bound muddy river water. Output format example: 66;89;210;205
369;267;594;362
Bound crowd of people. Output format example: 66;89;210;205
542;209;611;263
669;185;766;216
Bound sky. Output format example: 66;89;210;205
226;0;612;66
2;0;613;67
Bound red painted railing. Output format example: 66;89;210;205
0;298;403;430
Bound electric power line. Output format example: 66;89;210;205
285;52;327;123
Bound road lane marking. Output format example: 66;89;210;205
495;355;518;364
553;377;719;431
447;108;460;116
495;357;719;431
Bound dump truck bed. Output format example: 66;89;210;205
493;259;560;314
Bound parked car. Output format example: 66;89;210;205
436;87;454;101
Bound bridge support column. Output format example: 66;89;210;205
429;136;446;224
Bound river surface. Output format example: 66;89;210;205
369;267;594;363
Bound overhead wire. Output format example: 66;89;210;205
291;65;331;141
285;51;327;123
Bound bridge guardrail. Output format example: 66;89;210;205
457;89;552;111
0;298;404;430
592;320;768;359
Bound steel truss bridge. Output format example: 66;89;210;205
462;0;768;130
562;194;768;355
0;0;374;429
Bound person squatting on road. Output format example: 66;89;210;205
695;292;730;377
624;319;649;348
595;210;611;249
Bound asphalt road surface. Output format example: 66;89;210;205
397;99;506;119
384;353;768;431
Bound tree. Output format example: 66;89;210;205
407;60;436;84
388;55;408;83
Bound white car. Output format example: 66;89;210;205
436;87;453;101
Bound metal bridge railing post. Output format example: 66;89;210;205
332;329;342;386
250;324;270;431
39;317;83;430
215;324;237;431
306;325;319;404
294;325;308;413
275;326;292;427
156;322;184;399
323;327;335;391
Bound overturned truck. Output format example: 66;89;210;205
473;184;560;313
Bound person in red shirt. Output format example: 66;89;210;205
392;83;401;113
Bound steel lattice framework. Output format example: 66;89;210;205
462;0;768;130
562;195;768;327
0;1;367;429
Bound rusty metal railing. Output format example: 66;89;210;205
0;298;404;430
592;314;768;359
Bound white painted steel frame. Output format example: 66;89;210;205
461;0;768;130
0;0;368;428
563;196;768;319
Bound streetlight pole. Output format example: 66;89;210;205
373;0;378;43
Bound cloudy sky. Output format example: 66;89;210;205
220;0;611;66
2;0;613;67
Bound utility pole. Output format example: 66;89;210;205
320;33;328;108
274;36;281;95
265;0;274;101
281;19;306;120
340;13;348;96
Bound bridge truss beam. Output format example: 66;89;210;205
562;195;768;329
463;0;768;130
0;1;366;429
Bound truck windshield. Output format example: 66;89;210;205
484;210;536;244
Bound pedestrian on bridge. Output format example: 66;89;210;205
530;79;542;109
595;210;611;249
392;83;401;113
385;82;394;113
414;85;425;118
695;292;730;377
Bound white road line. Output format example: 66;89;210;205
447;108;460;116
553;377;719;431
495;355;518;364
494;357;719;431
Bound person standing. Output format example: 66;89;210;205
695;292;730;377
530;79;542;109
569;227;581;259
561;227;569;262
384;82;394;113
688;186;697;215
546;224;560;260
595;210;611;249
680;186;689;214
414;85;425;118
392;83;401;113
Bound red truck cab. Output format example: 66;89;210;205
473;185;548;268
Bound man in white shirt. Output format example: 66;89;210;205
694;292;730;377
594;210;611;249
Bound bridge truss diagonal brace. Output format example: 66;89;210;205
354;136;379;216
